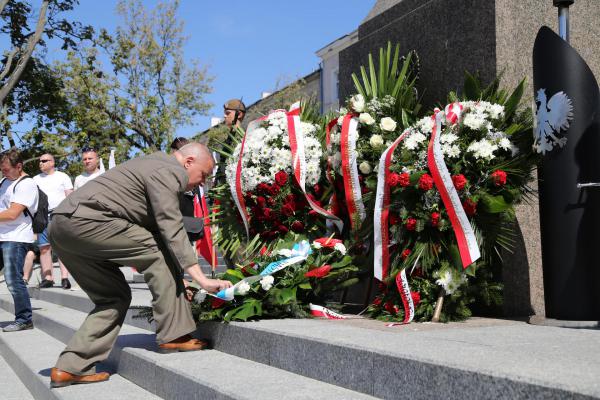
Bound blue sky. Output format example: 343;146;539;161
47;0;376;137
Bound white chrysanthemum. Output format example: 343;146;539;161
463;112;487;130
379;117;397;132
369;134;384;148
415;116;434;133
442;144;461;158
404;131;427;150
330;132;340;145
334;243;347;255
237;281;251;296
435;270;467;295
359;113;375;125
440;133;458;144
337;116;344;126
359;161;372;174
260;275;274;291
467;139;498;161
312;241;322;249
498;137;512;150
350;94;366;112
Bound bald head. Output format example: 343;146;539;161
173;142;214;189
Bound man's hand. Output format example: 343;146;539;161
185;263;232;294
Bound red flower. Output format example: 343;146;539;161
281;204;295;217
389;214;401;226
313;184;323;196
308;210;318;217
275;170;289;186
491;170;507;186
313;237;343;248
278;225;289;234
405;218;417;231
211;297;226;309
304;265;332;278
373;297;382;307
259;246;269;256
399;173;411;187
401;248;412;260
213;199;221;206
384;301;397;315
463;198;478;216
257;183;270;194
256;196;267;208
418;173;434;191
411;291;421;306
291;221;304;233
267;197;275;206
262;208;273;220
431;212;440;227
388;173;402;187
269;183;281;196
452;174;467;190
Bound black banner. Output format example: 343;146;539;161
534;26;600;320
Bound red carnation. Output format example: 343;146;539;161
257;183;270;194
211;297;227;309
491;170;507;186
463;198;478;216
384;301;397;315
291;221;304;233
452;174;467;190
411;291;421;306
269;183;281;195
399;173;411;187
281;204;295;217
304;265;332;278
313;237;343;248
373;297;382;307
263;208;273;220
418;173;434;191
313;184;323;196
389;214;401;226
431;212;441;227
259;246;269;256
278;225;289;234
388;173;402;187
308;210;318;217
401;248;412;260
405;218;417;231
275;170;289;186
256;196;267;208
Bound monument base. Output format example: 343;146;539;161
528;315;600;329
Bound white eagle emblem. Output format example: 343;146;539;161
533;88;574;154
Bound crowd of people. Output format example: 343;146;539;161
0;99;244;388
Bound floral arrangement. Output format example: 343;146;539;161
368;74;538;322
193;237;359;322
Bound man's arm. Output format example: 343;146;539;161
0;202;26;221
64;189;73;196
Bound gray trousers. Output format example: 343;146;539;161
48;213;197;375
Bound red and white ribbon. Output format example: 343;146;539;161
340;113;366;231
427;111;480;267
288;108;343;232
230;122;253;237
444;102;463;125
373;131;410;281
309;304;348;319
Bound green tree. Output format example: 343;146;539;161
45;0;212;166
0;0;93;150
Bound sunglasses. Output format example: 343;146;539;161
39;159;52;163
82;146;97;153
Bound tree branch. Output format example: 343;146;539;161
0;0;49;105
0;0;10;16
0;47;19;81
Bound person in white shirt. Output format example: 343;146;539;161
0;149;38;332
33;154;73;289
74;147;103;190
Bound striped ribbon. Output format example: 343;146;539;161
340;113;366;231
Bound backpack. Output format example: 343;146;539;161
1;176;49;234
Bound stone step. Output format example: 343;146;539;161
0;339;34;400
22;284;600;399
0;308;162;400
0;294;377;400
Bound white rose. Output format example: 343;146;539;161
236;281;251;296
359;113;375;125
350;94;366;112
379;117;397;132
369;134;384;148
260;275;274;291
359;161;372;174
334;243;347;255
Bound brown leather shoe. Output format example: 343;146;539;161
50;368;110;388
158;334;208;354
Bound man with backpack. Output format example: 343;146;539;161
34;153;73;289
0;149;41;332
